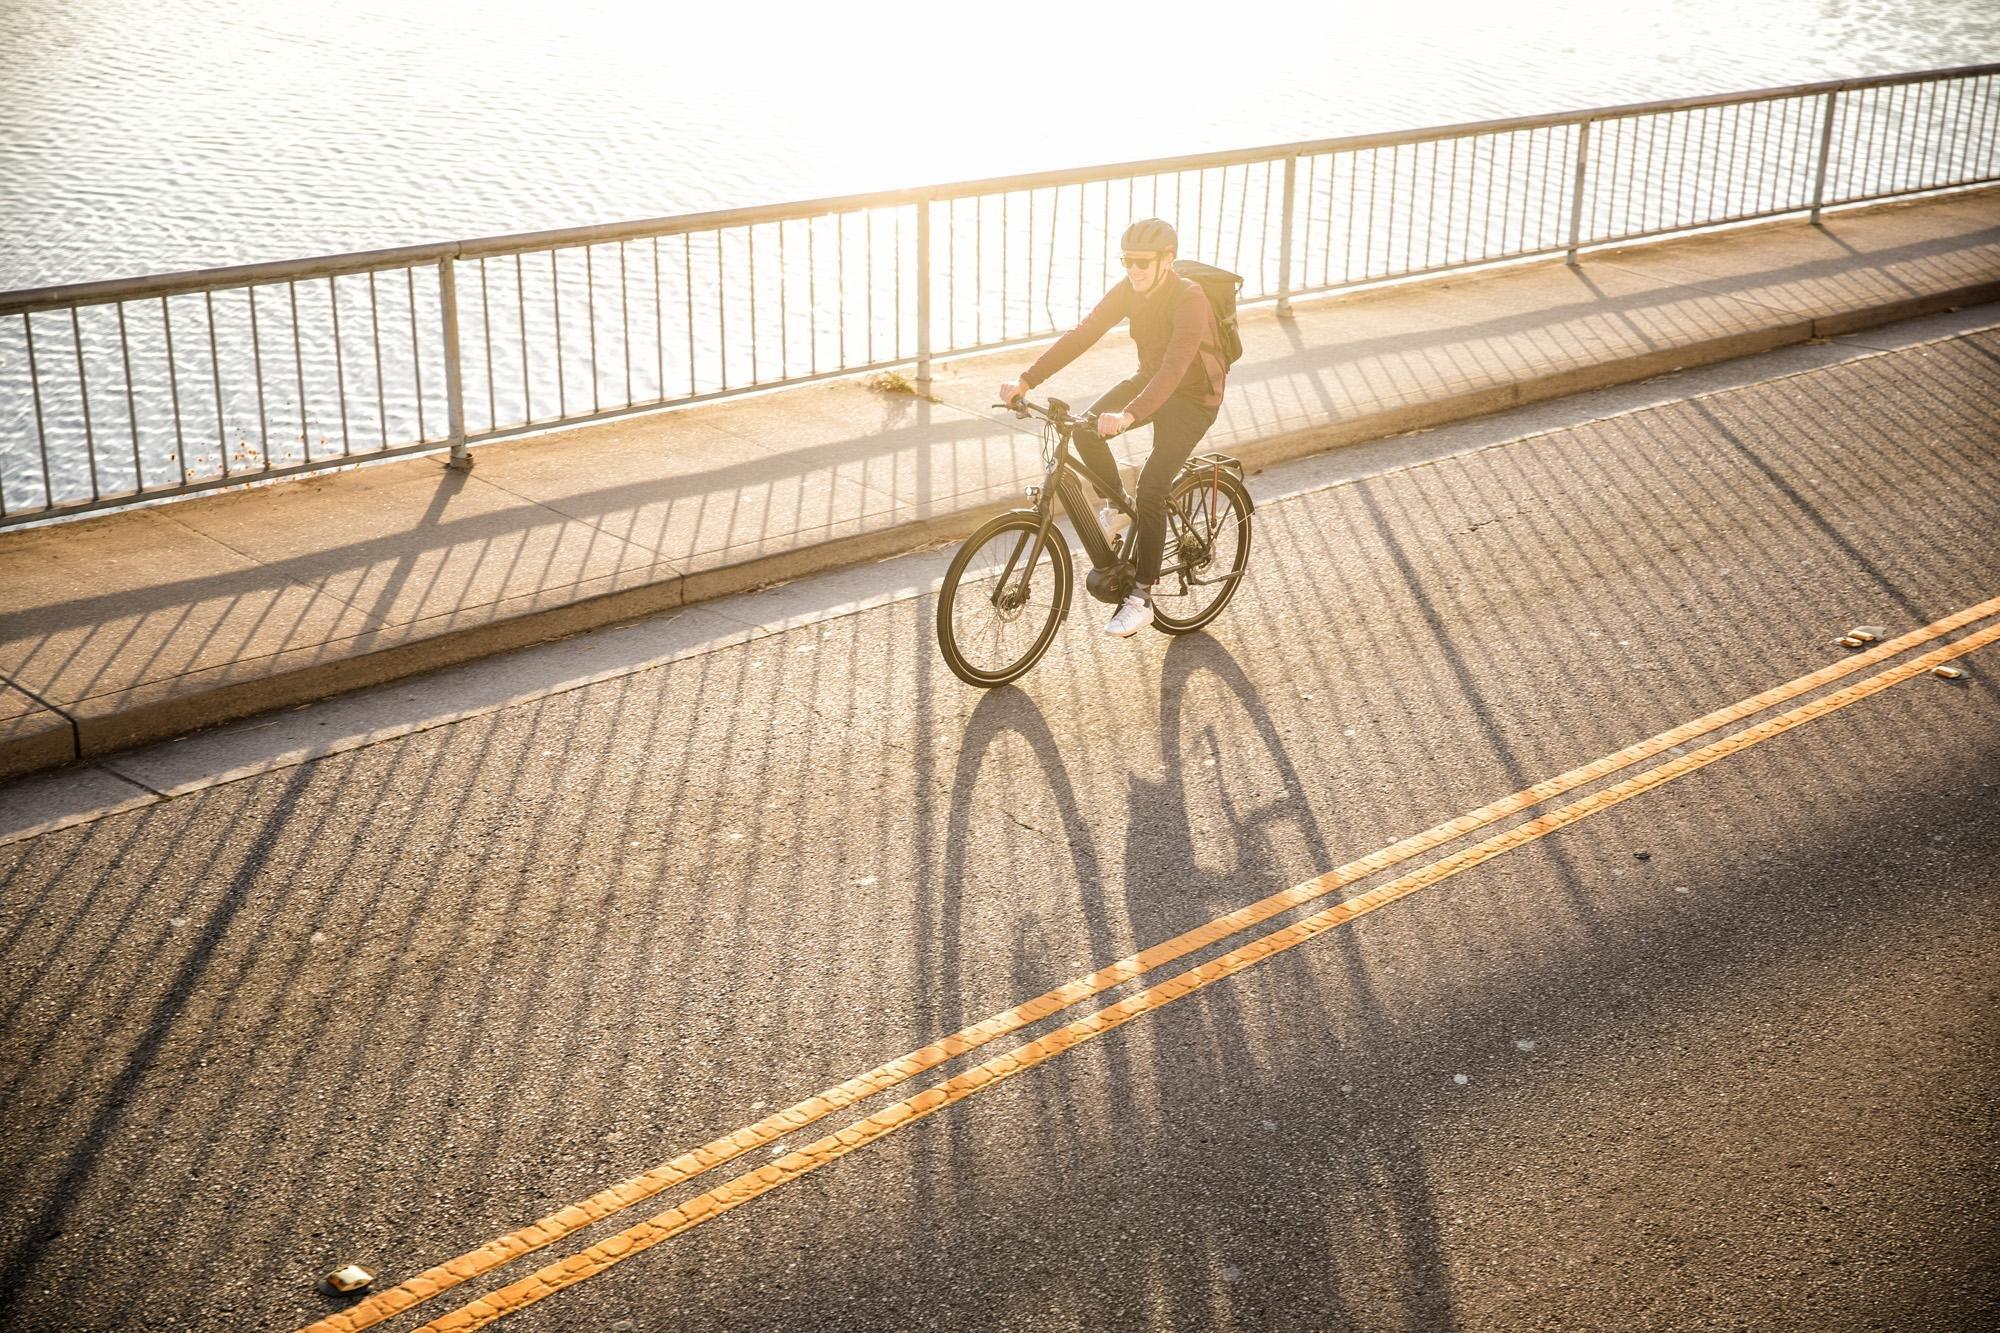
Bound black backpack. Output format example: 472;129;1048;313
1173;260;1246;365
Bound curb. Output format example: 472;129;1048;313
4;278;1998;784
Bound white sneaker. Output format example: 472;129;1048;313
1097;504;1131;541
1104;594;1153;637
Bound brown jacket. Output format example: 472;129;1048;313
1020;268;1227;423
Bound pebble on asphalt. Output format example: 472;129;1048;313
322;1264;373;1294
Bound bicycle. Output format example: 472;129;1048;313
935;395;1255;687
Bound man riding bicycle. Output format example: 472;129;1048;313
1000;218;1230;638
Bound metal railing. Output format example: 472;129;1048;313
2;63;1995;528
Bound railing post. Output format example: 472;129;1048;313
1565;118;1592;266
1276;153;1298;319
915;195;933;393
1809;89;1840;224
437;254;471;471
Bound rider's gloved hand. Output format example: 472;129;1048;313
1098;411;1135;438
999;380;1028;406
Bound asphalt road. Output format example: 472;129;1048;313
2;325;1997;1332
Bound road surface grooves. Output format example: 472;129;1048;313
296;593;2000;1333
404;616;1999;1330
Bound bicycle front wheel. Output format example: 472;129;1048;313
1151;469;1253;634
936;511;1074;687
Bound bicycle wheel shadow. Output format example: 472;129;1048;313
912;683;1134;1261
1103;631;1460;1330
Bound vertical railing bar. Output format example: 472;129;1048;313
438;256;468;469
1448;136;1463;264
1701;106;1720;221
1768;96;1784;211
1343;151;1359;281
24;315;55;509
864;209;873;364
1665;111;1682;227
1362;147;1377;279
718;228;729;390
915;198;931;391
1473;133;1486;258
778;222;790;380
1616;117;1632;236
248;286;270;469
1104;178;1120;292
1194;169;1205;260
1076;182;1086;320
1644;112;1663;233
1790;91;1809;204
328;278;352;457
1810;91;1839;222
1913;80;1933;192
1234;161;1252;281
835;214;845;366
1860;86;1881;199
552;250;567;419
69;307;100;498
1937;76;1957;184
208;290;233;473
1297;153;1316;287
1938;76;1963;185
946;199;956;351
1566;119;1592;264
1045;186;1061;330
479;259;496;430
1980;76;2000;183
751;224;762;384
1000;193;1008;341
653;236;666;398
163;296;189;482
515;254;531;423
584;245;599;413
116;301;142;490
1026;188;1036;336
1826;86;1851;207
1275;153;1298;315
406;266;427;442
684;234;695;395
287;281;308;461
1725;102;1744;221
1500;132;1517;257
1256;157;1272;300
894;207;902;360
620;241;633;404
807;218;818;374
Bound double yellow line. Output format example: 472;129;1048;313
304;594;2000;1333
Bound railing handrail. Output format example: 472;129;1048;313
6;61;1994;319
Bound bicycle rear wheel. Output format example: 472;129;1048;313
936;511;1074;686
1151;470;1252;634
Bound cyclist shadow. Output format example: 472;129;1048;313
915;683;1136;1247
1107;633;1461;1329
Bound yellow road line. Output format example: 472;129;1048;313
414;618;1999;1331
298;593;2000;1333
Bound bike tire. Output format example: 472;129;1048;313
1151;471;1253;635
936;511;1074;687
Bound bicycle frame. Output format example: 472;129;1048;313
994;396;1246;611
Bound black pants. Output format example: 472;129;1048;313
1075;375;1221;586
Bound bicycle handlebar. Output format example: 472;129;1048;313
993;395;1099;433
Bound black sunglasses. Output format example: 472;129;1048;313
1120;254;1161;270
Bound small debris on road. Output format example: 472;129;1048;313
1453;1073;1470;1086
1933;666;1968;682
1634;850;1652;861
1846;626;1883;643
1515;1039;1537;1052
322;1264;374;1294
1835;635;1864;649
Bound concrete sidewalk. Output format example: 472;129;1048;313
3;189;1996;781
